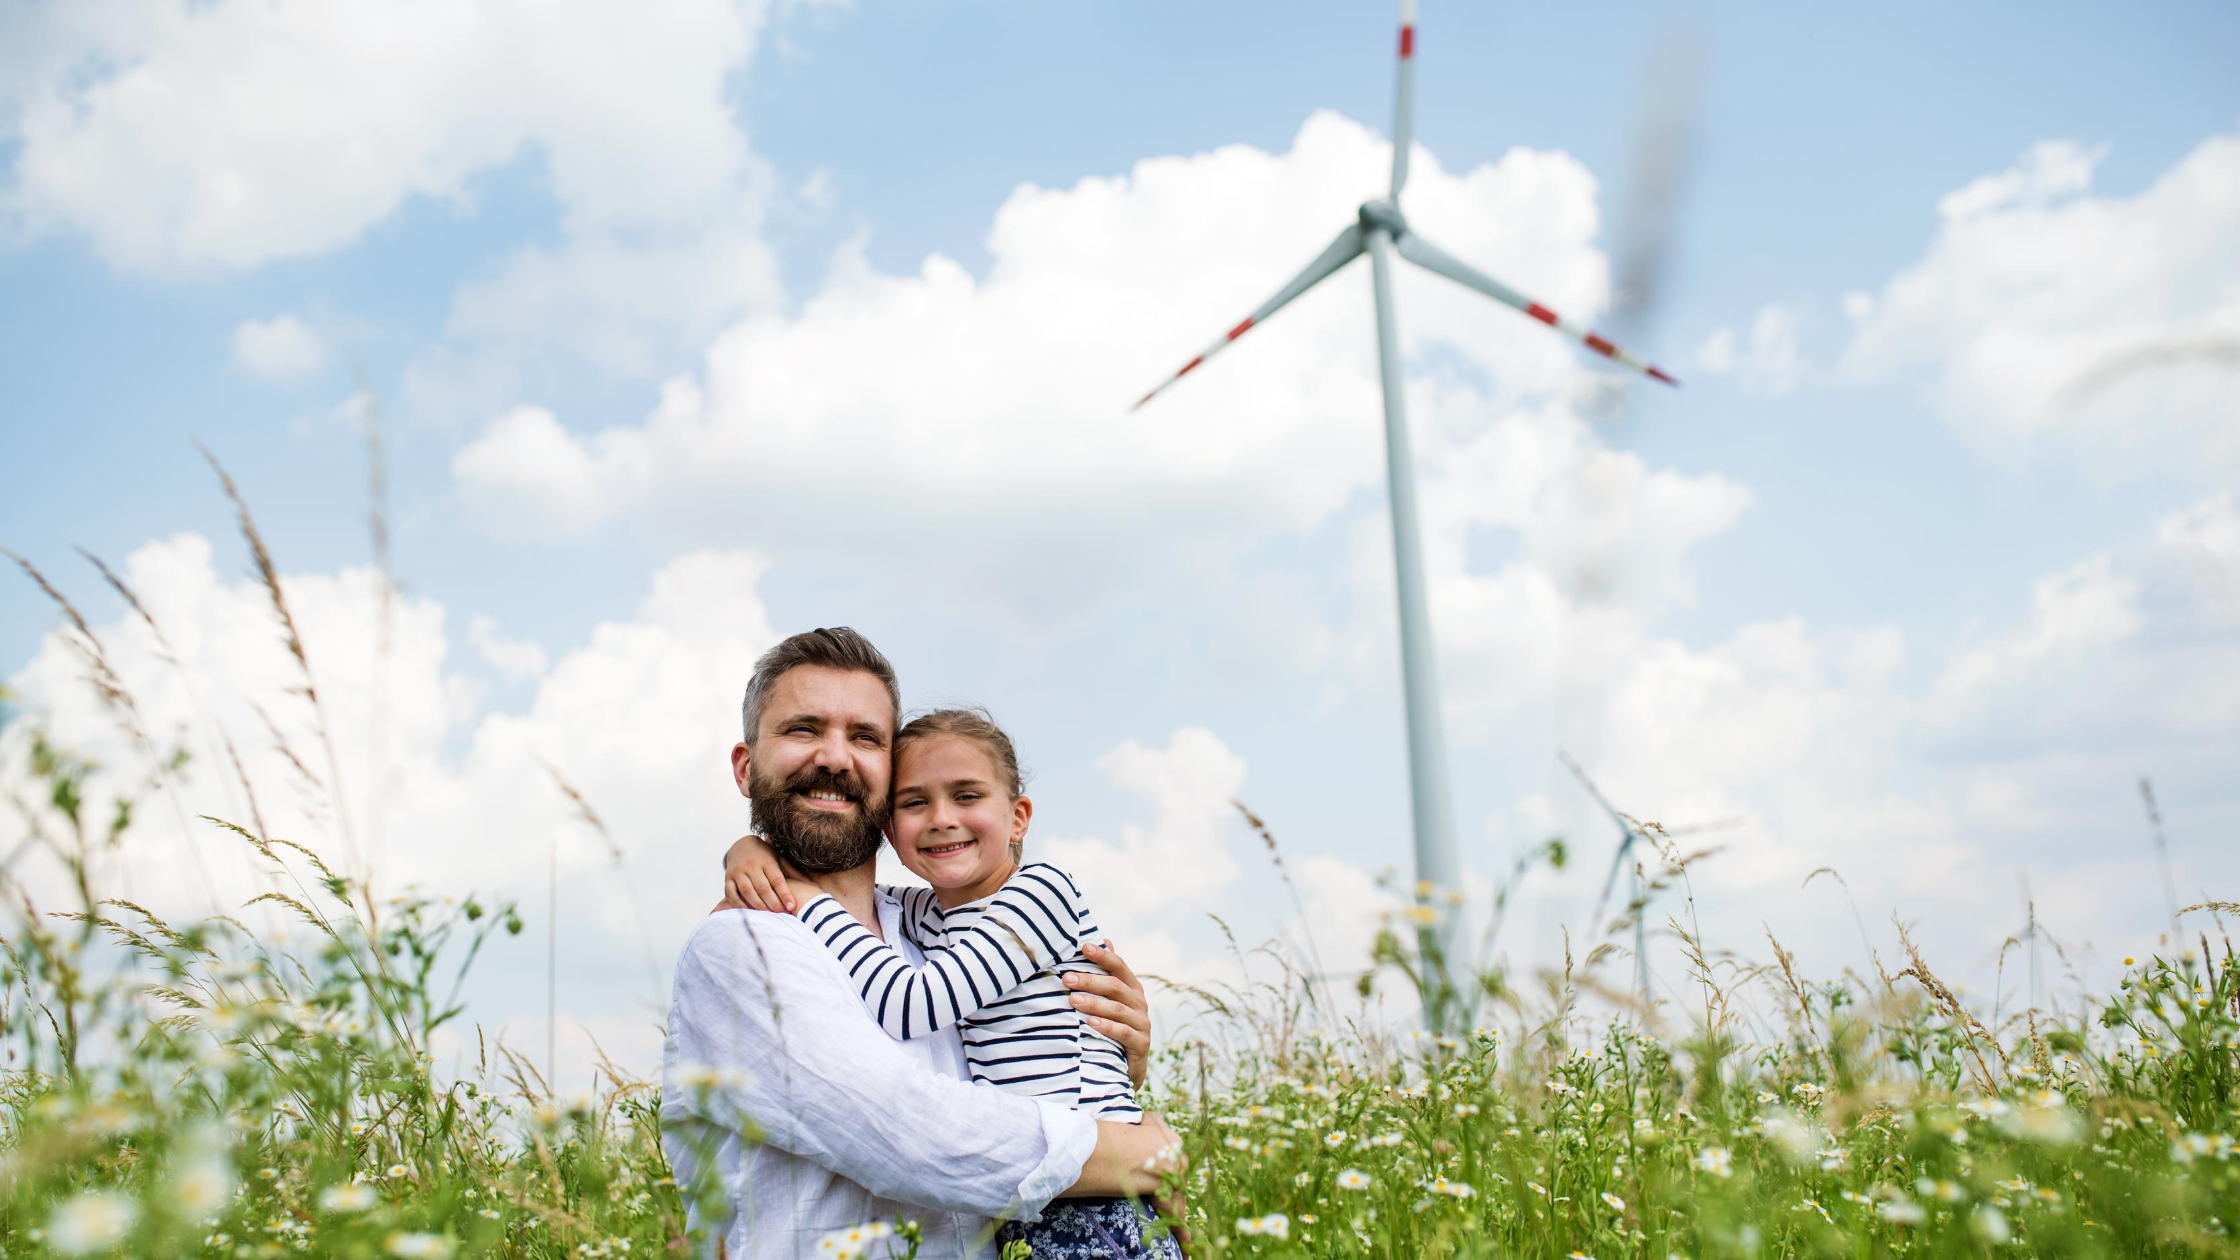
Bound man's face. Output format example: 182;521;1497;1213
731;664;894;874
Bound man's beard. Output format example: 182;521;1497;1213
748;760;888;875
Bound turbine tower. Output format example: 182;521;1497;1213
1132;0;1679;1006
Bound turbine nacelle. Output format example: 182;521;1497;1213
1357;198;1408;238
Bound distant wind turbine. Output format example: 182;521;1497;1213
1133;0;1680;1002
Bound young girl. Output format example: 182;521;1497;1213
721;708;1184;1260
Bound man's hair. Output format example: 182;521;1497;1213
740;627;901;744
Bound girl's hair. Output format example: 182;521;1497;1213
893;707;1025;798
894;707;1028;863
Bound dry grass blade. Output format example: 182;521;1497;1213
197;441;361;873
1892;916;2006;1092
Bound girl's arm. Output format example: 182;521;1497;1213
797;864;1087;1040
715;833;798;913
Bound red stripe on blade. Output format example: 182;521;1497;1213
1176;355;1204;377
1646;365;1680;387
1226;317;1255;340
1399;25;1415;56
1584;333;1617;357
1524;302;1558;326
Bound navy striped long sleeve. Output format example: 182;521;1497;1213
794;862;1142;1121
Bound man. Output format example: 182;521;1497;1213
661;627;1180;1260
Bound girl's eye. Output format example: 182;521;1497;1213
955;792;980;804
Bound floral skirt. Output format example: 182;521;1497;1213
998;1197;1184;1259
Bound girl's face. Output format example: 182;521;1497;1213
888;734;1031;907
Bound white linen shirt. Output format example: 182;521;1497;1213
661;891;1099;1260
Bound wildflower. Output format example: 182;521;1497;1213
814;1222;893;1258
1236;1214;1290;1240
1915;1178;1964;1203
1877;1199;1925;1226
48;1191;137;1255
172;1154;236;1217
1568;1253;1597;1260
385;1234;456;1259
1980;1192;2016;1237
320;1184;377;1213
1294;1171;1313;1187
1337;1169;1371;1191
349;1121;370;1136
1454;1103;1480;1117
1324;1130;1348;1147
385;1164;411;1180
1601;1193;1626;1212
1693;1147;1733;1178
1794;1198;1833;1225
1428;1177;1475;1199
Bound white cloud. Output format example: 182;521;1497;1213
1041;728;1250;983
1694;302;1802;392
1844;132;2240;478
4;0;798;400
3;0;772;271
468;614;547;683
450;111;1734;669
1519;488;2240;993
229;313;327;382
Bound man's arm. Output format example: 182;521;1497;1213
665;911;1097;1219
1067;1114;1185;1198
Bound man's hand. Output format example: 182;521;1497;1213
1071;940;1153;1090
712;833;803;914
1065;1111;1185;1199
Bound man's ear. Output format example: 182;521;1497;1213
730;741;753;797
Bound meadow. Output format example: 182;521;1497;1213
3;476;2237;1258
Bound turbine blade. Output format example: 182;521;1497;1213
1389;0;1418;198
1130;224;1366;410
1394;229;1681;386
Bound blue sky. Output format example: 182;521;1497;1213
3;0;2236;1074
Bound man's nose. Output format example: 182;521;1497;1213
810;729;853;772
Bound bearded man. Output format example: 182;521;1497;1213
661;628;1179;1260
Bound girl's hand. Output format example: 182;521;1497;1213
714;834;798;914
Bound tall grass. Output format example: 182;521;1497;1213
3;466;2236;1258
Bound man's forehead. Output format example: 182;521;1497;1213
763;664;895;730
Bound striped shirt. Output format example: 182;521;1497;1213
797;862;1142;1121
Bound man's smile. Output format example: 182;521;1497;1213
798;788;856;811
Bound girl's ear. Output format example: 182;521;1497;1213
1009;795;1033;847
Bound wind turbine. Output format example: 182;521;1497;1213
1132;0;1681;999
1561;751;1654;1004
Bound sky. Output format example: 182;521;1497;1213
2;0;2237;1086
